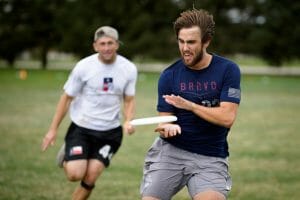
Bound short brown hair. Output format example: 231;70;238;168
174;9;215;43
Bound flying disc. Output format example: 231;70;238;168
130;116;177;126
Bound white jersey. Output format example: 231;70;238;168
63;53;137;131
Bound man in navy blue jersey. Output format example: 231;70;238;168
140;9;241;200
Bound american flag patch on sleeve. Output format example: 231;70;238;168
228;87;241;99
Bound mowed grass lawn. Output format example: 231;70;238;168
0;68;299;200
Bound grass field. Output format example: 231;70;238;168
0;68;300;200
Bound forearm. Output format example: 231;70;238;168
49;93;73;131
189;102;238;128
123;96;135;122
42;93;73;151
163;95;238;128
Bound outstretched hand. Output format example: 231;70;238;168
155;123;181;138
41;130;57;152
163;94;194;111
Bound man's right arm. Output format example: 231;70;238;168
41;93;73;151
154;112;181;138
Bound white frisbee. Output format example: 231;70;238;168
130;116;177;126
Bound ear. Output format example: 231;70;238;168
115;41;120;50
203;39;211;49
93;42;98;52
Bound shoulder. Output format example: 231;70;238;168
211;55;241;86
116;55;137;79
213;54;239;70
74;54;98;70
158;59;183;85
116;55;136;68
77;54;98;66
161;59;183;76
211;54;241;77
70;54;98;79
116;55;137;74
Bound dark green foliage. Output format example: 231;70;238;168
0;0;299;67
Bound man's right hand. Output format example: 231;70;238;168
41;130;57;151
154;124;181;138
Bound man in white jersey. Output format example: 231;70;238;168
41;26;137;200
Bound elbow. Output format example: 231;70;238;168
222;116;236;128
223;121;234;129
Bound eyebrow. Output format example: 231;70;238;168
98;40;115;45
178;38;197;43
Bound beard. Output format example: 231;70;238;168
182;46;204;67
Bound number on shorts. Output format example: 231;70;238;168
99;145;112;159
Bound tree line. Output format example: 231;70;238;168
0;0;299;68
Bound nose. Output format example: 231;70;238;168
103;43;111;51
181;41;190;50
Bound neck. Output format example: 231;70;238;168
98;54;117;64
190;53;212;70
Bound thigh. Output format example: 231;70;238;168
64;159;88;181
64;123;89;161
140;138;188;200
83;159;106;184
141;167;186;200
187;156;232;199
89;128;123;167
193;190;225;200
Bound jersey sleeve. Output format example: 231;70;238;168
220;63;241;104
124;64;138;96
157;70;175;113
63;64;85;97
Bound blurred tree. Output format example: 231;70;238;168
56;0;180;62
0;0;299;67
252;0;300;66
0;0;34;67
118;0;181;61
29;0;63;69
0;0;63;68
181;0;300;66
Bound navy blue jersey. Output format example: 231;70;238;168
157;54;241;158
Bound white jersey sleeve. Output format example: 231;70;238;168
124;62;138;96
63;63;85;97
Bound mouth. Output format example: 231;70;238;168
102;52;114;58
103;50;112;55
100;51;116;63
183;52;193;61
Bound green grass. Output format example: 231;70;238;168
0;69;300;200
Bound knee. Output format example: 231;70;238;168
64;161;87;181
64;169;85;182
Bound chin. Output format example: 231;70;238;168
183;60;193;67
101;57;115;64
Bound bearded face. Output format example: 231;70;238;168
178;26;207;69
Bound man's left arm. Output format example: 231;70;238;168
190;101;238;128
163;95;239;128
123;95;135;135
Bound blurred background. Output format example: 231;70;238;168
0;0;299;70
1;1;300;200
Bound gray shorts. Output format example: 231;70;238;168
140;137;232;200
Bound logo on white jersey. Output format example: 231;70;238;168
103;77;114;91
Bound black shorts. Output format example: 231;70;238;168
64;122;123;167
